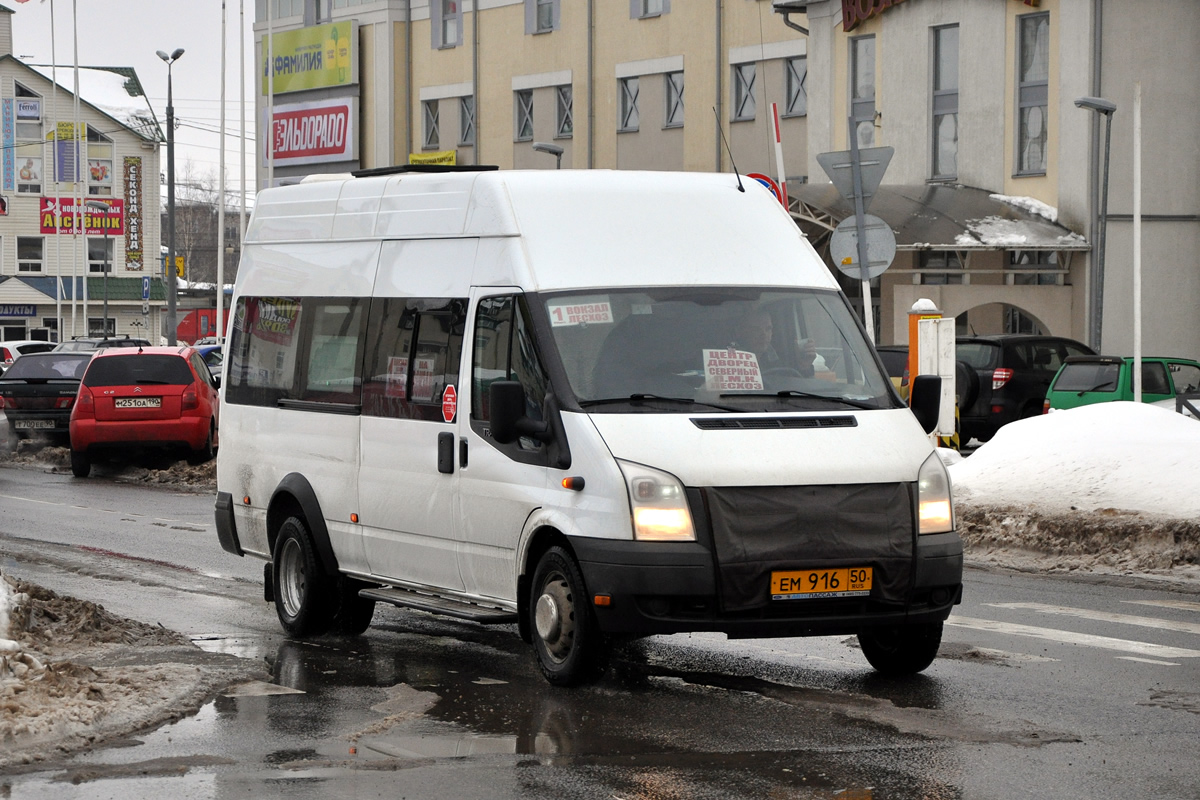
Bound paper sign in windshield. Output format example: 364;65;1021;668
411;357;436;402
704;348;763;392
547;301;613;327
386;356;408;399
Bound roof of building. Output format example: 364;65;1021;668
791;183;1092;252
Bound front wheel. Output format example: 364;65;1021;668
529;546;607;686
70;448;91;478
858;622;943;676
329;577;376;636
273;516;334;637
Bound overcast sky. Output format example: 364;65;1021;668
10;0;257;206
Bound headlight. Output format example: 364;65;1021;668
617;459;696;542
917;451;955;534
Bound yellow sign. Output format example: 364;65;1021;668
175;256;184;277
47;122;86;141
409;150;457;166
262;21;356;95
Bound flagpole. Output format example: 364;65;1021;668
48;0;65;340
72;0;86;335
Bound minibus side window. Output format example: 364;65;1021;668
362;297;466;422
472;294;548;457
297;299;367;405
226;296;304;407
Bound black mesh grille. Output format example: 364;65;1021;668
691;416;857;430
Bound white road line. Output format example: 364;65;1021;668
1124;599;1200;613
0;493;184;524
987;602;1200;636
946;616;1200;659
1115;656;1180;666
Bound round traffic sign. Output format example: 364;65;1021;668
746;172;782;204
442;384;457;423
829;214;897;279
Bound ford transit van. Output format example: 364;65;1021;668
214;167;962;685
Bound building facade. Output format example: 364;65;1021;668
0;7;164;344
254;0;1199;358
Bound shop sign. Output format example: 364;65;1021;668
267;97;356;164
2;99;13;191
124;157;144;271
261;21;357;94
0;305;36;317
39;197;125;235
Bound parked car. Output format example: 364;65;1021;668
53;335;153;353
956;334;1096;443
1;339;56;369
196;344;223;373
1044;355;1200;414
0;352;93;442
69;346;220;477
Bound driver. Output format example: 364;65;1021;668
733;307;817;378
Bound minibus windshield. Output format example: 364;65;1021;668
539;288;895;412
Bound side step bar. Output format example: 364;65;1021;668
360;586;518;625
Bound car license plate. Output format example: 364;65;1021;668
15;420;54;429
771;567;873;600
115;397;161;408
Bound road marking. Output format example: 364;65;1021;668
1124;599;1200;613
1115;656;1180;666
0;494;185;524
987;602;1200;636
946;616;1200;659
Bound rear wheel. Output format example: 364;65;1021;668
70;448;91;478
529;546;607;686
858;622;943;676
187;421;216;465
272;515;334;637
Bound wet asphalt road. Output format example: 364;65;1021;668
1;461;1198;799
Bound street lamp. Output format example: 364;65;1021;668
158;47;185;346
532;141;563;169
84;200;112;338
1075;95;1116;352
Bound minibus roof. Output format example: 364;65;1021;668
245;169;838;292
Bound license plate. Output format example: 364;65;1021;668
15;420;55;429
771;567;873;600
115;397;161;408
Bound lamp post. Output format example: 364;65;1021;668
84;200;112;337
158;47;185;346
532;141;564;169
1075;95;1116;353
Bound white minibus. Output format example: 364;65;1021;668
215;167;962;685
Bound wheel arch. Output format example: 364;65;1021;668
267;473;339;578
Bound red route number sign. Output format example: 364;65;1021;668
442;385;457;423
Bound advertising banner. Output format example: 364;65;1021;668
261;21;357;95
265;97;357;165
124;157;144;271
39;197;125;235
16;99;40;120
2;100;13;191
409;150;457;166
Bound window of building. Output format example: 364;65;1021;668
619;77;640;132
362;297;466;422
459;95;476;146
732;63;756;122
17;237;43;274
423;100;440;149
14;84;42;142
515;90;534;141
918;251;964;285
784;57;807;117
556;85;573;138
631;0;667;19
932;25;958;180
15;146;42;194
851;35;876;147
1009;250;1059;285
260;0;304;18
527;0;558;33
1017;12;1049;175
433;0;461;49
664;71;684;128
88;129;114;196
87;237;115;275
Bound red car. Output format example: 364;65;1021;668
69;346;220;478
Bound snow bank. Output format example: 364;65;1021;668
948;402;1200;516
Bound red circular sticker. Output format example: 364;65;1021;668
442;385;457;423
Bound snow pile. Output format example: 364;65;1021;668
948;401;1200;516
989;193;1058;222
29;65;159;141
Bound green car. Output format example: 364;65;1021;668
1044;355;1200;412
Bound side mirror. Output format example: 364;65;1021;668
488;381;549;444
909;374;942;435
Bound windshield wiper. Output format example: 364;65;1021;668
720;390;878;410
1077;382;1116;395
579;394;743;412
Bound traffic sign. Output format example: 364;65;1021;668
830;214;896;279
142;276;150;301
142;301;150;316
746;172;782;204
815;146;894;212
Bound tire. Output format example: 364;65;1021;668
272;515;335;638
858;622;943;676
70;448;91;478
329;577;376;636
529;546;607;686
187;421;216;465
955;360;979;410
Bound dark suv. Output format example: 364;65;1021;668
956;334;1095;443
